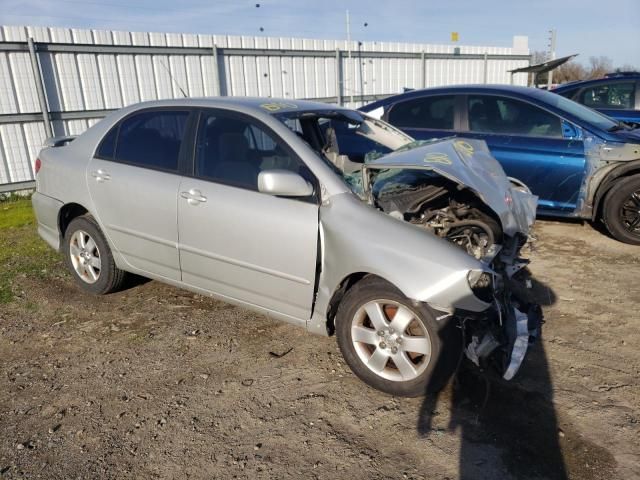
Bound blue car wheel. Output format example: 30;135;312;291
603;174;640;245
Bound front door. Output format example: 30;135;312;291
463;94;586;213
177;109;319;322
87;109;191;280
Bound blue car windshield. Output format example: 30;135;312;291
542;92;619;132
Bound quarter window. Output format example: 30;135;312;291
195;110;308;191
579;82;636;109
97;124;117;159
468;95;562;138
555;87;579;100
387;96;455;130
114;110;189;171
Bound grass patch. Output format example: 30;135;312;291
0;198;63;303
0;197;37;229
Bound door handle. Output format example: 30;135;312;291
91;169;111;182
180;188;207;205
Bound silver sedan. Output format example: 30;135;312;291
32;98;541;397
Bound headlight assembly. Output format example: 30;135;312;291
467;269;494;303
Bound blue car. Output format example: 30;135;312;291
360;85;640;244
552;73;640;126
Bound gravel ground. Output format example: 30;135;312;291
0;218;639;479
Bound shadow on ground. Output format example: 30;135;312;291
416;276;571;480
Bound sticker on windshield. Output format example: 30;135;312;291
260;102;298;112
423;152;452;165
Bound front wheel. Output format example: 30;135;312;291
63;215;127;294
335;276;462;397
602;174;640;245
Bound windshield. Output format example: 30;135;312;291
274;109;415;194
541;91;619;132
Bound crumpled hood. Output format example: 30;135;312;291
362;138;538;237
610;128;640;143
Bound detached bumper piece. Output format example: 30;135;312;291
463;268;543;381
503;302;542;380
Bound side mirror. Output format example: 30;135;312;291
258;170;314;197
562;120;583;140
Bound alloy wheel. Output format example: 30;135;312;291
351;300;432;382
621;189;640;235
69;229;102;284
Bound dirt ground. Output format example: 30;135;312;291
1;214;639;479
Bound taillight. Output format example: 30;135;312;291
35;158;41;174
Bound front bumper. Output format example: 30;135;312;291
463;296;542;380
463;241;543;380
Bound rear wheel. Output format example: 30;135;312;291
335;276;462;397
602;174;640;245
63;216;126;294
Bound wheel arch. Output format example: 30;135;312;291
592;160;640;220
58;202;89;239
324;272;399;336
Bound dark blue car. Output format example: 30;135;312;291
361;85;640;244
552;73;640;126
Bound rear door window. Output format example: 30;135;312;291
468;95;562;138
387;95;455;130
114;110;189;171
579;82;636;109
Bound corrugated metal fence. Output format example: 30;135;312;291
0;25;530;192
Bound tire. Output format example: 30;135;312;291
335;276;462;397
63;215;127;294
602;174;640;245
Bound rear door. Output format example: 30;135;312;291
461;94;586;213
87;109;192;280
177;109;319;323
384;94;459;142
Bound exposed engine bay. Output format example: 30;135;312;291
275;108;542;380
371;175;503;260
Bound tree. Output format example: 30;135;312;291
527;52;636;86
554;60;587;83
614;64;640;73
586;56;613;79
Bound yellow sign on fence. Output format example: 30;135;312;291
451;32;459;42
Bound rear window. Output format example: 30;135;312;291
112;110;189;171
387;95;455;130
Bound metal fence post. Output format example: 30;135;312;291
212;44;224;96
335;48;343;106
483;52;488;84
27;37;52;138
421;51;426;88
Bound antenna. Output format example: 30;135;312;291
158;59;188;98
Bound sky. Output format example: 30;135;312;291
1;0;639;67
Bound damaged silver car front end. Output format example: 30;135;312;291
272;107;542;382
356;137;542;380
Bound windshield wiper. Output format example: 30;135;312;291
607;123;626;132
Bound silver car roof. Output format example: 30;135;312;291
115;97;352;115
